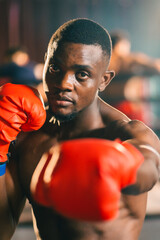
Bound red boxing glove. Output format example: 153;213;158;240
31;138;144;221
0;83;46;163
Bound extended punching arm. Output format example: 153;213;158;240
31;138;144;221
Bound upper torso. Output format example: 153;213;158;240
12;99;149;240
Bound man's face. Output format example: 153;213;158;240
43;42;108;121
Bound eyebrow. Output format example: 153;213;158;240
71;64;93;70
49;57;93;71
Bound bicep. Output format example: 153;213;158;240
3;163;26;236
6;160;26;223
122;120;160;194
123;120;160;152
0;159;26;239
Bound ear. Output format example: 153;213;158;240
98;70;115;92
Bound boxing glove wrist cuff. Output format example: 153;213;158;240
0;163;6;176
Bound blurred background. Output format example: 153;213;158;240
1;0;160;62
1;0;160;135
0;0;159;239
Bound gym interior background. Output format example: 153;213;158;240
0;0;159;239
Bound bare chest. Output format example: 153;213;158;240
30;196;147;240
18;132;148;240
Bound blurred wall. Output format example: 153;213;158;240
0;0;160;63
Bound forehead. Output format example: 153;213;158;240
47;42;105;66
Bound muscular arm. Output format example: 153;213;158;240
121;120;160;195
128;53;160;76
99;99;160;194
0;83;46;239
0;160;26;239
110;53;160;77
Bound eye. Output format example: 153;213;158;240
49;64;60;74
76;71;89;80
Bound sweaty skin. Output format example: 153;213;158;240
1;42;160;240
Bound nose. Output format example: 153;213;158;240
55;73;74;91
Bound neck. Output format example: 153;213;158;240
46;100;105;140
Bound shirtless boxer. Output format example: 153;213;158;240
0;18;160;240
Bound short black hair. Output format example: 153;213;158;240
48;18;112;62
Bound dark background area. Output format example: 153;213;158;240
1;0;160;63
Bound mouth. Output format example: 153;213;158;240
47;93;74;107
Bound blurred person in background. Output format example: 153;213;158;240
0;46;47;103
99;29;160;127
109;30;160;77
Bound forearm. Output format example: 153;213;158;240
0;162;26;239
122;143;160;195
130;62;160;76
0;174;17;239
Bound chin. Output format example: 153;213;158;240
55;113;77;122
49;108;77;123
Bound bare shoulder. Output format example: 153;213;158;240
99;97;130;123
99;97;160;151
120;120;160;152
